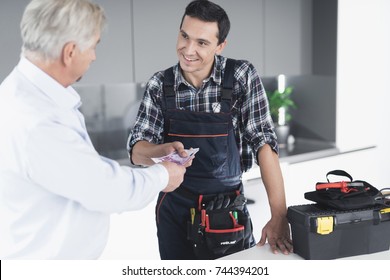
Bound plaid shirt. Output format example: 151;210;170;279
127;55;278;171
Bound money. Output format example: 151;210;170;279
151;148;199;165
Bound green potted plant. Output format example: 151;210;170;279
266;86;297;147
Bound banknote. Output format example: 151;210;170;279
151;148;199;165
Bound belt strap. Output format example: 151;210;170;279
174;184;243;202
174;185;199;201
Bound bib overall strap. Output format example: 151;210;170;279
221;58;236;113
162;66;176;110
162;59;236;112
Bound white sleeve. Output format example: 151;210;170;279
26;120;168;214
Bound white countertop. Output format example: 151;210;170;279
220;243;390;260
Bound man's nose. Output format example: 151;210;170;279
185;40;197;54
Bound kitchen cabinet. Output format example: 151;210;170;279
89;0;134;84
264;0;312;76
4;0;137;84
0;0;323;83
116;0;318;81
212;0;265;75
132;0;266;82
132;0;313;82
132;0;187;82
215;0;313;76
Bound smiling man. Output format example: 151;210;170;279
176;16;226;88
127;0;293;260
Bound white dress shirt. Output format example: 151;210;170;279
0;57;169;259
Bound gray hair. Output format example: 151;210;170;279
21;0;106;61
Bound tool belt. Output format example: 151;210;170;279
304;170;390;210
181;186;254;259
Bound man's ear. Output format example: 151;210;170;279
62;42;77;66
216;40;227;55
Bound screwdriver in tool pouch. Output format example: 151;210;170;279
316;181;365;193
190;208;195;225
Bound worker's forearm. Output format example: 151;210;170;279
131;141;160;166
258;144;287;217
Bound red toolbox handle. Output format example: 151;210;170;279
316;181;365;193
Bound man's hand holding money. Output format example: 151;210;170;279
152;148;199;166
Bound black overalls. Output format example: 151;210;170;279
156;59;255;259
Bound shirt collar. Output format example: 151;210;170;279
17;56;82;110
174;55;225;88
209;55;224;85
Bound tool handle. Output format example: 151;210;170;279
201;209;206;227
316;181;347;190
326;170;353;182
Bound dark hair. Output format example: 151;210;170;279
180;0;230;45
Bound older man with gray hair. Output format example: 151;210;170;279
0;0;188;259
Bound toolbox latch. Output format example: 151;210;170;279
380;208;390;214
316;216;334;235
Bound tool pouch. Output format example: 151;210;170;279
304;170;388;210
187;191;254;259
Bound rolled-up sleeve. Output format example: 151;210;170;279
239;63;278;164
127;73;165;155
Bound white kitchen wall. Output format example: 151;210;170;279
336;0;390;186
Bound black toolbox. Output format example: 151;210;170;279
287;204;390;260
